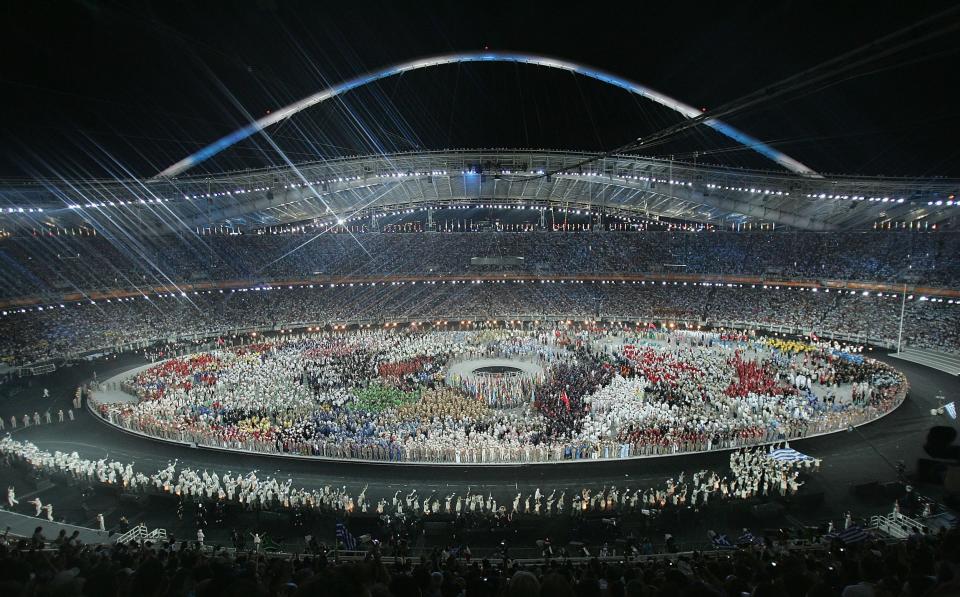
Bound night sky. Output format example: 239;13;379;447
0;0;957;179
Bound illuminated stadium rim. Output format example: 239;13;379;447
158;52;817;178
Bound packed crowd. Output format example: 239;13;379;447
3;527;960;597
2;282;959;366
3;230;959;299
92;328;906;464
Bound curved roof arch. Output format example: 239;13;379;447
157;52;817;178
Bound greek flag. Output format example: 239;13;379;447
768;448;814;463
336;522;357;550
945;402;957;420
712;534;734;550
826;525;869;544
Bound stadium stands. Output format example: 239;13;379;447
1;230;959;299
1;280;958;366
0;229;958;366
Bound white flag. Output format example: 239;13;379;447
946;402;957;420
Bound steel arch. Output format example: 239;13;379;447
158;52;817;178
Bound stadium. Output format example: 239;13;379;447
1;3;960;596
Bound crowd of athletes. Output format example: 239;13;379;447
2;429;821;528
88;327;906;464
0;433;926;597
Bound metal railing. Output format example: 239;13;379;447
121;539;836;565
115;524;167;545
869;510;926;539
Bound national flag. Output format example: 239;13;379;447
560;389;570;413
768;448;814;463
737;530;763;546
712;534;735;550
945;402;957;420
830;525;869;544
336;522;357;550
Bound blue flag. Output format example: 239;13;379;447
336;521;357;550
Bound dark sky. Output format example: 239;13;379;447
0;0;957;180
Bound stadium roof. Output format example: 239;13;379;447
0;149;957;233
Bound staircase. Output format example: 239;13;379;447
115;524;167;544
869;511;926;539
